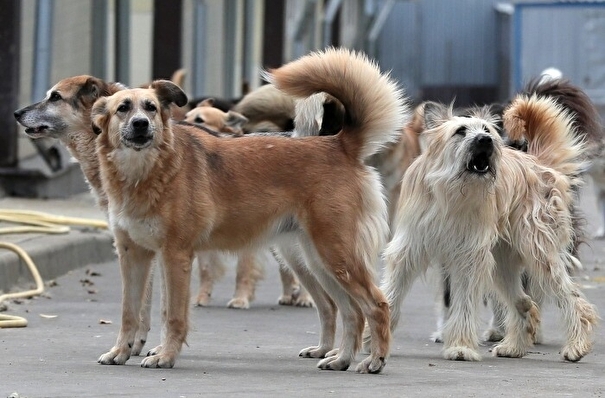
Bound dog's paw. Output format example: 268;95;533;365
356;355;386;374
146;344;162;357
294;294;314;308
140;353;176;368
299;345;331;358
194;294;211;307
277;294;295;306
482;328;504;342
561;342;592;362
227;297;250;309
492;342;526;358
430;331;444;343
317;355;350;371
98;347;130;365
131;338;148;356
443;346;482;361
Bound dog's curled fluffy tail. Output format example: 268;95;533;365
266;47;408;161
504;95;586;178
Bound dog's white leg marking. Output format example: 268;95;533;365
529;257;598;362
194;250;226;307
227;250;264;309
99;231;155;365
132;264;155;356
277;242;336;359
141;248;193;368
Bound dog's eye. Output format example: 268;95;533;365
49;92;62;102
454;126;466;136
144;102;157;112
195;117;204;124
117;103;130;113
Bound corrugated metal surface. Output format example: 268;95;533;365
512;2;605;106
376;0;503;102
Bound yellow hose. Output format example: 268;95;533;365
0;209;108;328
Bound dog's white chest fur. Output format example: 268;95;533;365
109;205;163;250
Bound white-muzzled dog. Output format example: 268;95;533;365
370;95;598;362
91;48;408;373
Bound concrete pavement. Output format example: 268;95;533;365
0;186;604;397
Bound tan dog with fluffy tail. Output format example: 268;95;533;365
92;48;408;373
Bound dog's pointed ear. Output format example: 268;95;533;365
150;80;188;108
91;97;108;135
197;98;214;108
423;101;448;130
225;111;248;130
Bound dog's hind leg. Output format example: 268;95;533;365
528;255;598;362
227;249;264;309
194;250;226;307
276;242;337;359
490;246;539;358
99;230;155;365
483;296;506;343
301;235;390;374
300;243;371;372
272;247;314;307
141;247;194;368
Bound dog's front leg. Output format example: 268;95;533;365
141;247;193;368
98;230;155;365
441;252;494;362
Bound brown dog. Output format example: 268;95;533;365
92;48;408;372
184;98;248;135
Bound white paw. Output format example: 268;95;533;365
356;355;386;374
140;353;176;368
492;342;526;358
227;297;250;309
317;354;350;371
443;346;482;361
299;345;331;359
130;338;147;356
430;330;444;343
98;347;130;365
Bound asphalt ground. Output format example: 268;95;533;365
1;185;604;398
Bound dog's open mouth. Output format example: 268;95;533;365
123;135;153;150
24;125;49;137
467;153;491;174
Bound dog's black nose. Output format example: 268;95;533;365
132;118;149;131
14;108;24;120
476;135;492;148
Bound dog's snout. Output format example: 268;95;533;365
14;108;25;120
132;118;149;131
476;135;492;148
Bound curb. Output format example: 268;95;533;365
0;229;115;292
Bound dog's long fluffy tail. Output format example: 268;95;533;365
504;95;586;178
523;78;604;161
266;48;408;161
